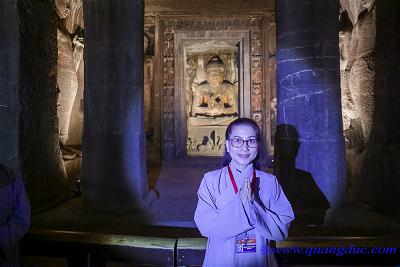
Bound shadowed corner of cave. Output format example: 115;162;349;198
274;124;330;229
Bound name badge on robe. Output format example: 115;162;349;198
235;233;256;253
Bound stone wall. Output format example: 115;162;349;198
362;0;400;219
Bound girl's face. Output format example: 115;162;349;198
226;124;258;170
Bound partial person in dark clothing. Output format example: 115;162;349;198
0;164;31;267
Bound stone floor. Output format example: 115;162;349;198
31;140;400;238
25;142;400;267
32;160;400;239
32;156;220;236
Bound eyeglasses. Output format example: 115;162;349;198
229;137;258;148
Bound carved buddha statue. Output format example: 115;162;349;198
191;55;238;117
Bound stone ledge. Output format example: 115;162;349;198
21;229;400;266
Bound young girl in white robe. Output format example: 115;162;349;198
194;118;294;267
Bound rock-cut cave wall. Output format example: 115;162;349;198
340;0;400;219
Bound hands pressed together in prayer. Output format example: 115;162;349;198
239;178;254;204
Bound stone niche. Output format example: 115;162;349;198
158;15;276;159
182;36;246;156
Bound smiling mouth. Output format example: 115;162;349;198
238;154;250;159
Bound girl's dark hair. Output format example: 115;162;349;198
221;118;262;169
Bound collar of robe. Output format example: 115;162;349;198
228;162;256;194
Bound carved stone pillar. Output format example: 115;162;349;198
83;0;148;211
0;0;19;170
19;0;70;209
275;0;346;209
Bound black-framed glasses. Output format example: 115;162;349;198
229;137;258;148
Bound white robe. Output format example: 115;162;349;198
194;163;294;267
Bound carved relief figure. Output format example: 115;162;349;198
340;0;378;205
191;55;238;117
251;57;262;84
270;97;277;145
187;130;223;152
164;33;174;57
144;33;154;137
185;55;198;118
251;32;262;56
340;0;375;145
55;0;84;153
